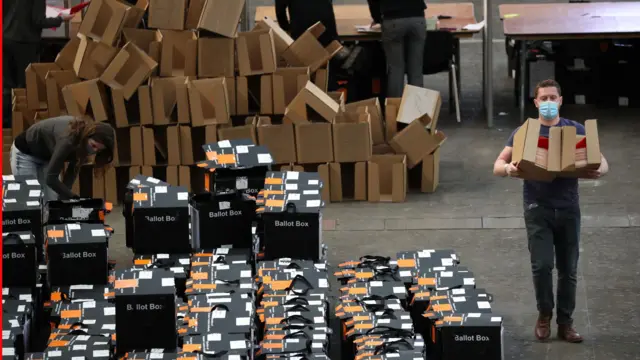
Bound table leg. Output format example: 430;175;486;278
455;39;462;113
483;0;493;127
519;40;527;123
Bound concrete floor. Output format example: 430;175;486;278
106;1;640;359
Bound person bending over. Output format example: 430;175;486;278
367;0;427;97
493;79;609;343
10;116;115;201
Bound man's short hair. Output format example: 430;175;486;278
534;79;562;98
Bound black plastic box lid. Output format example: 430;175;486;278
132;186;190;209
45;223;109;245
198;139;274;170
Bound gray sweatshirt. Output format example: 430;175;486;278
13;116;80;199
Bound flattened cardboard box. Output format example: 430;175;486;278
396;85;442;130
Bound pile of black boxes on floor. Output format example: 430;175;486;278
335;250;504;360
3;138;330;360
2;175;115;359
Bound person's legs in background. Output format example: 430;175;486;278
3;41;41;129
382;19;408;98
10;143;58;202
405;17;427;88
3;41;19;129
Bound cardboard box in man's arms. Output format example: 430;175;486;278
511;118;601;182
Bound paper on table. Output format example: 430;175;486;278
463;20;485;31
355;24;381;33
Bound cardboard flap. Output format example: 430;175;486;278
391;162;406;202
396;85;442;128
122;28;162;54
561;125;577;172
256;17;294;50
584;119;601;165
547;127;562;172
55;38;81;71
257;117;272;126
307;22;326;39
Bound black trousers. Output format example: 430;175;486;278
3;40;40;128
524;203;581;325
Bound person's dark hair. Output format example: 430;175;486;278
67;118;115;170
534;79;562;98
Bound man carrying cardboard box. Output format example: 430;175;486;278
492;79;609;344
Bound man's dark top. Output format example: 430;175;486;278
367;0;427;24
506;118;586;209
4;0;63;43
275;0;339;47
14;116;79;199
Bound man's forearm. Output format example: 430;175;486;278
493;160;508;177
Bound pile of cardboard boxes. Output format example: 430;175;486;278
7;0;447;204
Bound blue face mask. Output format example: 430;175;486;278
87;144;97;155
538;101;559;120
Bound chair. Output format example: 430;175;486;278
422;30;461;122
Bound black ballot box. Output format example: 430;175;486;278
2;180;44;260
45;223;109;286
43;198;107;225
132;185;191;254
434;313;504;360
259;171;325;261
113;269;178;354
2;232;38;288
124;175;170;249
198;139;274;196
189;192;257;250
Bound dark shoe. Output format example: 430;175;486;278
558;325;583;343
535;314;552;341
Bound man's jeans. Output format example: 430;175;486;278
524;203;581;325
381;17;427;98
10;143;58;201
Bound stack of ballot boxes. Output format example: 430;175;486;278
255;258;332;359
256;171;326;261
335;249;504;360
